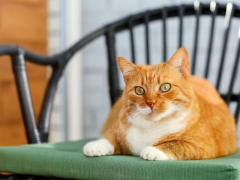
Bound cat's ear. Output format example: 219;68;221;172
168;47;190;78
118;57;137;83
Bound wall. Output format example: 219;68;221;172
48;0;67;142
48;0;83;142
0;0;48;145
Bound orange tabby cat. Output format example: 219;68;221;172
84;47;237;160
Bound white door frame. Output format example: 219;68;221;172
65;0;83;140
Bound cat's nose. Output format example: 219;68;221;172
146;101;156;109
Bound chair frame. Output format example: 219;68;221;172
0;1;240;179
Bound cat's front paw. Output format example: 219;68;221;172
140;146;169;160
83;139;114;157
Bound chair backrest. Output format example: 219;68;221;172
0;2;239;144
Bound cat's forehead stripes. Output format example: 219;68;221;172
138;64;165;85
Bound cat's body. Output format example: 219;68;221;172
84;48;237;160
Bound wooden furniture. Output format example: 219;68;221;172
0;0;48;146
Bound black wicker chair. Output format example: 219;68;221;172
0;2;240;180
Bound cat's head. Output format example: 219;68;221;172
118;47;193;125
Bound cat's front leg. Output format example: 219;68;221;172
140;146;174;160
141;140;209;160
84;139;114;157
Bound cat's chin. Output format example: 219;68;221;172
129;104;179;125
145;112;162;121
147;111;157;117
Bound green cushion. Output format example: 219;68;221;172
0;139;239;180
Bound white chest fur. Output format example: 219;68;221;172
126;113;187;156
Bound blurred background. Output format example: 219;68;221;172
0;0;240;146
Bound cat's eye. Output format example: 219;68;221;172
135;86;145;95
160;83;171;92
